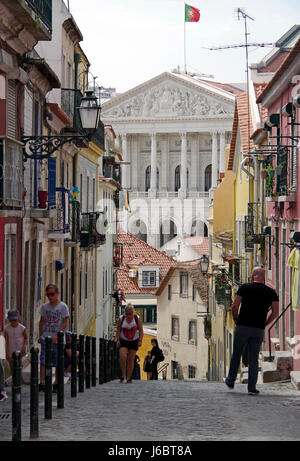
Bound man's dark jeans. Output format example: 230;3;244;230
226;325;265;391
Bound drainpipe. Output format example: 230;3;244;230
254;155;258;266
70;53;81;332
240;157;254;179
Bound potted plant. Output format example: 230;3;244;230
266;164;275;178
261;168;268;179
38;190;48;209
275;164;283;175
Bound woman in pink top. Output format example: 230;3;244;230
116;304;143;383
4;310;28;373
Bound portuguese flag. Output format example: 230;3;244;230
185;4;200;22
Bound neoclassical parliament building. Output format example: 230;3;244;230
102;71;243;251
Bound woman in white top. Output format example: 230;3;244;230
116;304;143;383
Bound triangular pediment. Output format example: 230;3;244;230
102;72;235;121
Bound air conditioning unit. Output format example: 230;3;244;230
129;269;137;278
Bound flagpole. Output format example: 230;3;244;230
184;3;187;73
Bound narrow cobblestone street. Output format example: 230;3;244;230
0;379;299;442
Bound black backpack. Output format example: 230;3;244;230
157;348;165;362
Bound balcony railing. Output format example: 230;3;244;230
80;212;105;249
247;202;266;245
61;88;82;126
0;138;23;209
275;147;288;197
49;188;71;235
25;0;52;31
91;120;105;150
103;156;121;184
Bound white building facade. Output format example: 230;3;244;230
102;71;236;250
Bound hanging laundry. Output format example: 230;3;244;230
287;247;300;311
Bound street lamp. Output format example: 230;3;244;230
77;90;100;130
199;254;209;275
22;90;101;161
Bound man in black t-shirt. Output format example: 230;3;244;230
225;267;279;395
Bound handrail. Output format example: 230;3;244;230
158;362;169;376
268;302;291;361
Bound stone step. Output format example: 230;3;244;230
260;350;275;362
274;351;293;374
261;361;281;383
290;371;300;391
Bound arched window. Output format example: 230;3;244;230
205;164;212;192
175;165;189;191
175;165;181;192
191;220;208;237
160;220;177;247
145;166;159;191
129;219;147;242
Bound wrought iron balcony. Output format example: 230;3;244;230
61;88;82;126
275;147;288;197
25;0;52;31
48;188;73;237
80;212;105;249
246;202;266;245
91;120;105;150
103;156;121;184
0;138;23;209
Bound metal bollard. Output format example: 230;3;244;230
114;341;118;380
103;339;108;383
45;336;52;420
85;335;91;389
57;331;64;409
71;333;77;397
109;340;113;381
106;340;111;382
30;347;39;439
78;335;84;392
91;337;96;386
99;338;104;385
12;351;22;442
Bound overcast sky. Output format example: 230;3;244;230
65;0;299;93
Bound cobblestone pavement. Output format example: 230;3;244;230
0;379;300;442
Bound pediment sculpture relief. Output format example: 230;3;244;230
103;84;233;119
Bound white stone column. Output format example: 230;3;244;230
121;133;130;189
149;132;157;197
219;131;226;178
131;135;139;190
179;132;187;198
211;131;218;189
160;134;168;192
190;134;198;191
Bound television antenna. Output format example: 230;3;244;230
203;8;273;153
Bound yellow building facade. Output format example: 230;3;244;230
210;93;256;380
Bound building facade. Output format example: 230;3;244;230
102;71;239;251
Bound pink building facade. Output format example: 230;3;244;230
257;38;300;371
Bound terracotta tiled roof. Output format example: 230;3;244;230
253;83;269;123
257;37;300;103
228;92;254;171
228;99;239;171
257;51;289;73
200;80;245;96
156;261;209;303
184;236;209;256
117;232;176;295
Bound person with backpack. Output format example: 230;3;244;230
150;338;164;380
116;304;143;383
